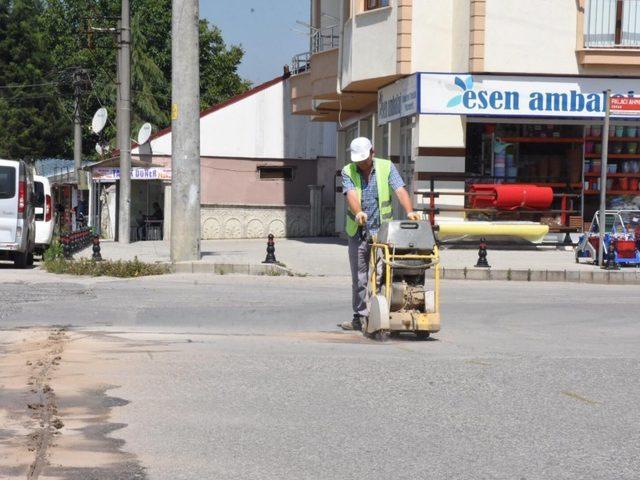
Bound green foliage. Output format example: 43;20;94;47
43;240;64;262
1;0;249;160
0;0;67;159
43;255;170;277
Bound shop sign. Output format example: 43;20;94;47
378;74;419;125
610;95;640;116
419;73;640;118
92;167;172;181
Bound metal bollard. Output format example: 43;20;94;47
92;235;102;261
263;234;277;264
604;241;619;270
62;235;72;259
475;237;490;268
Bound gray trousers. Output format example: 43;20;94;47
348;235;382;317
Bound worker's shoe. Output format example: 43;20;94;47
340;314;364;331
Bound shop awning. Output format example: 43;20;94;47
84;156;164;169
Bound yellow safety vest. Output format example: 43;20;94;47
342;158;393;237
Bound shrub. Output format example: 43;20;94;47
43;240;63;262
43;256;170;278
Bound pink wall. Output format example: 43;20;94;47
135;155;323;206
200;157;318;206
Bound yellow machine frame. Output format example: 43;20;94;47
368;241;441;333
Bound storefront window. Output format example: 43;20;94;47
583;123;640;221
465;122;584;226
466;123;584;185
464;121;640;231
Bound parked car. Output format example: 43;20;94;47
33;175;54;255
0;159;36;268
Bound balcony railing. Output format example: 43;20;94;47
291;52;311;75
584;0;640;47
311;25;339;54
290;25;339;75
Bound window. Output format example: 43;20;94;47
34;181;45;221
584;0;640;47
0;166;16;199
258;166;294;180
365;0;390;11
381;123;390;158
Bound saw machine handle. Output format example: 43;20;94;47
379;257;439;269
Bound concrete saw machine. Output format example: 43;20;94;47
364;220;441;341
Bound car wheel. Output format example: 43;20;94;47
14;252;28;269
27;251;34;266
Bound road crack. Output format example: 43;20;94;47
25;327;68;480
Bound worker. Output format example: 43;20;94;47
340;137;421;331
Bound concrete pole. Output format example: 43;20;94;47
598;90;611;267
73;70;83;191
118;0;132;243
116;19;122;150
308;185;324;236
170;0;201;261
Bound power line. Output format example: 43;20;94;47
0;92;73;102
0;81;60;90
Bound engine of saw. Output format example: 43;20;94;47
364;220;440;340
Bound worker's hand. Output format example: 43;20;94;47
355;211;368;226
407;211;422;221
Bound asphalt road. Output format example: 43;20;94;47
1;270;639;479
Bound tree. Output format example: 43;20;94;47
2;0;250;159
0;0;68;160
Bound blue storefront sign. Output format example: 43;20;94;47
378;73;640;122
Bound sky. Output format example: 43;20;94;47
200;1;311;86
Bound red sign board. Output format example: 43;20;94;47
610;96;640;115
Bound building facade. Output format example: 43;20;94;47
291;0;640;236
92;73;337;240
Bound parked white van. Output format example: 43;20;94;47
0;159;36;268
34;175;54;254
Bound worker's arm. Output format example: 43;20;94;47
343;171;367;225
394;186;420;219
346;190;368;225
345;189;362;215
389;163;419;220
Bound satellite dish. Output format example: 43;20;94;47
137;122;152;145
92;108;108;134
95;143;110;156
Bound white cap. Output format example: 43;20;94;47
349;137;373;163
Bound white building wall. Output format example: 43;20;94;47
411;0;455;72
320;0;340;31
136;79;336;161
451;0;471;72
484;0;579;74
340;5;398;89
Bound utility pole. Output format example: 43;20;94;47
71;68;89;191
116;19;122;151
171;0;201;261
598;89;611;267
73;70;83;189
118;0;132;244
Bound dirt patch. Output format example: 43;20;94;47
285;330;374;345
0;328;147;480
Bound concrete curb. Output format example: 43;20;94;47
172;262;294;276
168;262;640;285
426;267;640;285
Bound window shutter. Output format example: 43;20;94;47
584;0;617;47
621;0;640;46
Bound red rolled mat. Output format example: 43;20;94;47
470;184;553;210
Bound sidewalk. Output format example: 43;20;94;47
76;237;640;284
